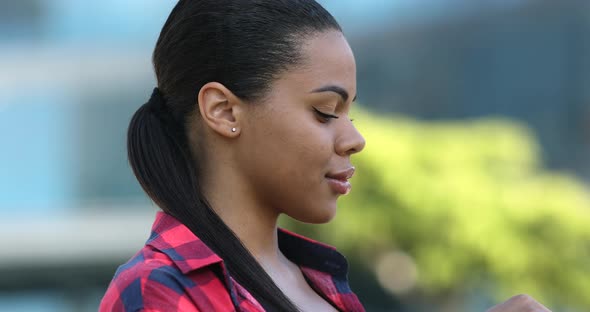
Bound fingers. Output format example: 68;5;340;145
486;294;552;312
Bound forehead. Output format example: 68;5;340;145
270;31;357;97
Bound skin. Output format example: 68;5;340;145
188;30;551;312
487;295;552;312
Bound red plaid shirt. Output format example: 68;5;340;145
100;211;365;311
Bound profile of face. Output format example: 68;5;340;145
232;31;366;224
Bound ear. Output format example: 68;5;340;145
197;82;243;138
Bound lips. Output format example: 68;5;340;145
326;167;355;181
325;167;355;195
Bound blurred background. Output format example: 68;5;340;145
1;0;589;311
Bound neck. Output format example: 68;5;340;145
200;164;285;267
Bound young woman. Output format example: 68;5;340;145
100;1;552;311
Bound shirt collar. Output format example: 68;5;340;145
146;211;349;277
146;211;223;274
278;228;349;276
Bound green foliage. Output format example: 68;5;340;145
281;107;590;309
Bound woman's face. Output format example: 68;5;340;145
236;31;365;224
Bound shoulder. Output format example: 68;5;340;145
99;247;234;312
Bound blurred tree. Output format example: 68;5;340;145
281;107;590;311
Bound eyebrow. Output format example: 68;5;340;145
310;85;357;103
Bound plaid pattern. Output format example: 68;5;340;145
100;211;365;312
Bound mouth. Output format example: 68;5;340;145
325;167;355;195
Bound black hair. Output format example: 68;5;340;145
127;1;341;311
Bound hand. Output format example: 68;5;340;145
486;294;552;312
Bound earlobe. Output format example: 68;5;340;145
197;82;242;138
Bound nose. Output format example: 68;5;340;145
335;119;366;156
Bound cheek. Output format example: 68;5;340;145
268;124;336;220
251;110;332;171
277;122;333;174
239;114;335;213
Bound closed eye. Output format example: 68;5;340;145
313;107;339;121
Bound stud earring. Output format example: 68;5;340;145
231;127;237;133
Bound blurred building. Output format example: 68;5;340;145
345;0;590;179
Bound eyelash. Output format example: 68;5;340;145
313;107;339;123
